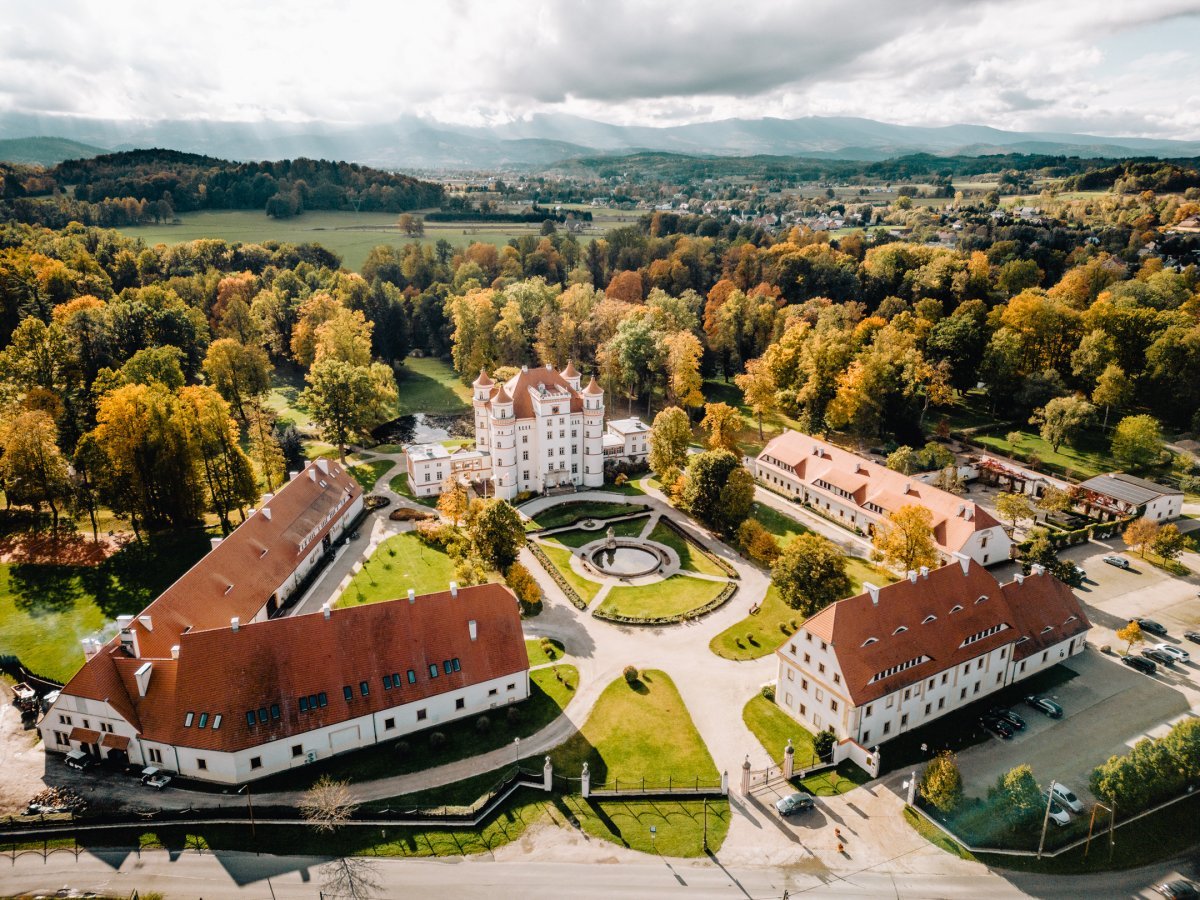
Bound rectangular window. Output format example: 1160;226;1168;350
383;674;393;689
787;669;794;682
149;748;163;764
862;730;870;743
212;715;222;730
800;704;807;716
384;717;396;730
801;678;808;691
996;672;1003;684
430;664;439;678
250;757;262;770
292;744;303;757
392;672;401;686
901;713;909;727
184;712;194;727
974;682;981;694
246;711;256;727
407;670;416;684
522;451;529;461
818;663;825;674
360;681;369;696
830;699;839;712
317;693;327;708
455;697;465;710
257;708;267;724
941;673;948;685
55;731;69;746
299;697;309;712
452;658;461;672
508;682;516;690
815;688;824;702
903;689;910;701
864;704;873;717
197;758;207;771
804;653;811;664
489;688;498;696
924;703;931;716
344;685;353;701
833;673;841;685
444;660;453;675
308;694;318;710
960;688;967;700
938;697;945;710
417;709;427;721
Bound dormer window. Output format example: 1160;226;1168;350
1065;615;1077;624
861;637;878;647
975;595;988;604
950;604;963;613
893;626;908;635
922;615;937;624
1041;625;1053;634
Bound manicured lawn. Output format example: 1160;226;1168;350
348;459;393;490
264;367;314;432
393;356;472;417
0;530;213;683
532;501;648;530
547;516;648;548
251;665;578;791
526;637;566;667
560;794;730;858
974;426;1117;481
549;670;719;785
538;540;602;603
741;694;870;796
750;501;809;548
597;574;727;620
371;443;406;454
710;557;892;660
596;479;647;496
337;532;458;605
389;471;438;507
647;520;726;577
903;807;976;861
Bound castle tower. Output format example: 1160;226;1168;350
472;368;493;452
489;382;518;500
581;375;605;488
560;360;581;392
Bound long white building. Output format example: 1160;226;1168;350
774;557;1090;747
754;431;1012;567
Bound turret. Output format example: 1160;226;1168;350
582;376;604;488
472;368;494;451
472;368;494;403
561;360;581;392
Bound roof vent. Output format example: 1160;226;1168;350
262;493;274;505
231;617;240;632
210;537;223;550
919;566;929;579
116;615;134;630
308;467;317;482
1013;573;1025;585
408;588;416;604
289;470;299;480
262;507;272;521
907;570;918;583
1030;563;1046;576
322;603;331;619
863;582;880;605
139;615;153;632
952;552;971;575
170;645;179;659
469;619;478;641
450;581;459;597
316;458;329;475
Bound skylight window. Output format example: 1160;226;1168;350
183;711;194;727
197;712;208;728
212;715;222;730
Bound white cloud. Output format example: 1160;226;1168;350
1;0;1199;137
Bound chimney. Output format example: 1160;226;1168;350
964;507;974;521
408;588;415;604
469;619;478;641
1030;563;1046;576
952;552;971;575
322;602;331;619
210;536;223;551
134;661;152;697
316;458;329;475
308;467;317;482
904;481;912;493
262;507;272;521
289;470;299;480
545;363;553;370
863;582;880;605
919;566;929;579
170;645;179;659
450;581;459;597
1014;572;1025;585
139;615;153;632
521;364;529;373
117;614;134;630
956;504;965;517
907;570;918;583
81;638;102;660
231;617;240;632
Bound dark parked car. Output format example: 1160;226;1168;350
989;706;1026;730
980;715;1014;739
1123;655;1157;675
1024;694;1064;718
65;750;95;771
1134;618;1169;637
1142;647;1176;668
775;792;815;817
1183;631;1200;645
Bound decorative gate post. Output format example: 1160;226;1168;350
740;755;751;795
783;739;795;780
581;762;591;799
721;770;729;796
543;756;553;792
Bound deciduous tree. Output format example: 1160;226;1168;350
995;491;1034;531
1151;523;1186;562
300;776;357;833
988;764;1042;830
734;357;778;441
663;330;704;410
0;409;71;531
872;504;938;571
1029;395;1095;453
701;402;741;454
1116;620;1144;655
1123;517;1159;558
301;359;397;461
919;751;964;814
648;406;691;483
1111;415;1164;473
203;338;271;420
471;499;526;570
772;533;851;615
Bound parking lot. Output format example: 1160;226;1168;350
955;533;1200;807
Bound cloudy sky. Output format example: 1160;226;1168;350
3;0;1200;138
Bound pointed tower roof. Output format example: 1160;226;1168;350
582;376;603;396
561;360;580;379
492;383;513;404
472;368;493;388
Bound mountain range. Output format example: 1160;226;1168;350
3;111;1200;170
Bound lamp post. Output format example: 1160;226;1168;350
1037;780;1056;859
238;783;256;841
514;736;521;772
650;824;656;853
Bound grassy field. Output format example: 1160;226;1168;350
973;426;1118;481
119;210;578;272
537;540;602;603
337;532;459;605
749;501;810;548
348;459;393;490
264;367;314;432
545;516;648;548
394;356;472;418
0;530;213;683
742;694;870;796
389;471;439;507
646;520;726;577
597;574;727;620
711;557;892;660
532;501;648;530
525;637;566;667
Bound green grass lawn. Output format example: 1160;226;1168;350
348;459;394;491
741;694;870;796
547;516;648;548
647;520;726;577
264;367;314;432
549;670;718;785
389;471;439;507
974;426;1118;481
537;540;602;603
0;530;213;683
532;501;648;530
525;637;566;667
596;479;647;496
337;532;458;605
750;501;810;547
903;807;976;861
710;557;892;660
597;574;727;620
251;665;578;791
393;356;472;417
560;794;730;858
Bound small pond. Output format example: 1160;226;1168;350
372;412;473;445
591;546;662;577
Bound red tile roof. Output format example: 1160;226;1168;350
473;368;494;387
786;561;1088;705
582;376;603;396
128;583;527;753
561;361;580;379
69;727;100;744
488;365;584;420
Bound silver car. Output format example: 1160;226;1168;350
1154;643;1190;664
1042;792;1071;826
1050;783;1084;814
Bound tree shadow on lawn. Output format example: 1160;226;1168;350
8;563;85;614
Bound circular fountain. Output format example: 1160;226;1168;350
588;526;670;577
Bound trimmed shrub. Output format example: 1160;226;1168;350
475;715;490;733
623;665;639;684
760;684;775;701
429;731;447;749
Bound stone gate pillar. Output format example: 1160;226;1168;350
783;739;795;779
581;762;591;799
740;755;751;795
543;756;553;792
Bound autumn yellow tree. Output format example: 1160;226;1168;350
663;330;704;409
1123;517;1159;558
872;504;939;572
734;357;778;440
438;480;470;528
0;409;72;531
701;402;742;454
1116;620;1144;655
289;292;341;367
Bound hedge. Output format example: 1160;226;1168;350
655;516;739;578
591;582;738;626
527;542;588;611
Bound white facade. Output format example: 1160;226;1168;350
603;417;650;465
405;444;492;498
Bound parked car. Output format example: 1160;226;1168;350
1050;783;1085;814
1102;555;1131;569
1184;631;1200;645
989;706;1026;730
1024;695;1064;718
144;772;172;790
775;792;815;817
980;715;1014;739
1142;648;1176;668
64;750;95;771
1155;880;1199;899
1154;643;1190;663
140;766;175;786
1041;792;1071;826
1135;618;1169;637
1123;655;1157;675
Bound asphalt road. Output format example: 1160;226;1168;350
1;846;1196;899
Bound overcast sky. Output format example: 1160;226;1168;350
3;0;1200;138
